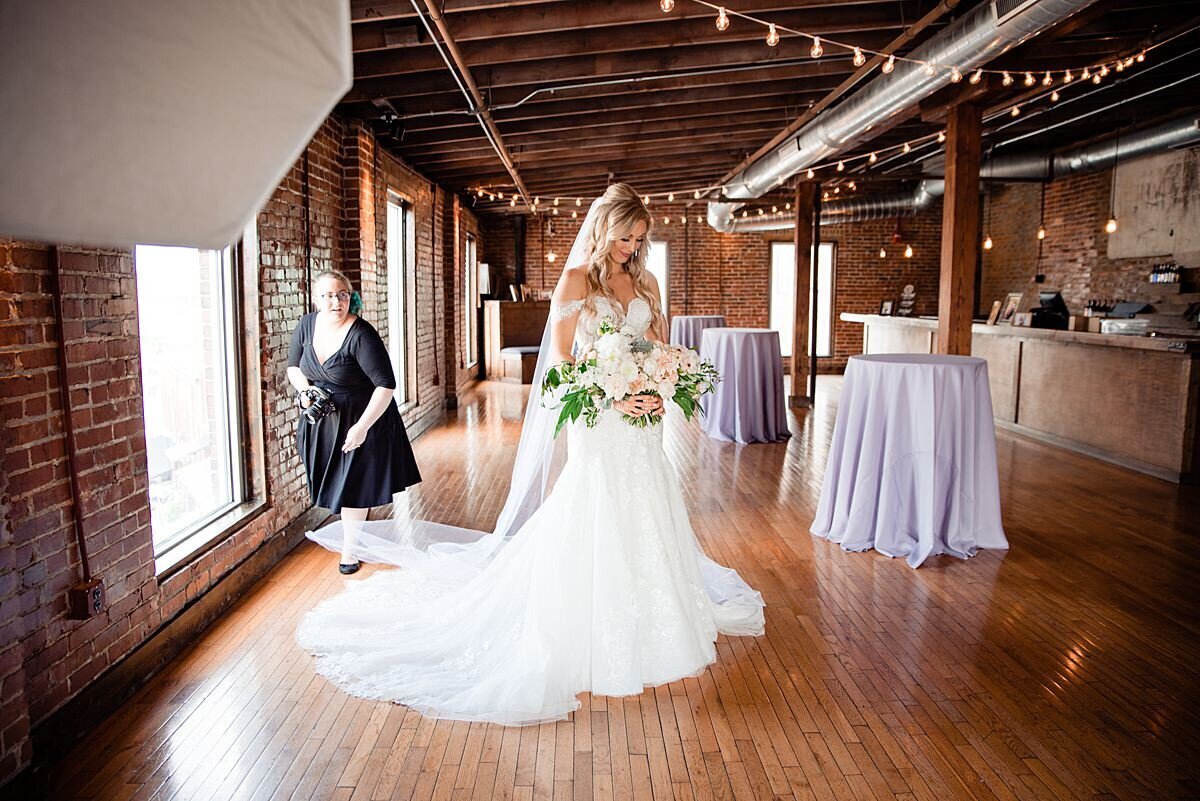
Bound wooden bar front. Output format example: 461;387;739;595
843;313;1200;483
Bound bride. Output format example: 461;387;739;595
297;183;765;725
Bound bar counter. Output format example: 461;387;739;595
842;313;1200;483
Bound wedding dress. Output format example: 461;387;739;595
296;294;766;725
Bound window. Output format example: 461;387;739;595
134;245;244;558
770;241;835;358
646;242;669;318
464;232;478;366
387;196;410;404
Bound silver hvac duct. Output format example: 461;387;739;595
726;115;1200;232
708;0;1101;231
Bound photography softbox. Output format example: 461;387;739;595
0;0;352;249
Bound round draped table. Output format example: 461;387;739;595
670;315;726;350
810;354;1008;568
698;328;789;444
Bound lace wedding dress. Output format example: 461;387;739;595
296;296;765;725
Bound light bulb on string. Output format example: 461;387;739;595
697;216;703;225
833;186;840;194
643;195;650;205
904;244;913;258
1081;67;1091;80
553;197;559;205
667;192;674;202
810;36;823;59
1115;60;1125;73
488;193;495;201
923;62;936;77
534;196;540;205
853;47;865;67
836;160;845;171
571;210;578;219
848;181;856;190
694;190;701;199
1050;90;1060;102
510;198;516;207
869;151;878;164
950;67;962;83
1064;70;1074;83
757;208;764;215
1105;217;1118;234
659;0;674;12
741;210;747;218
902;142;911;154
547;252;556;263
1037;226;1046;240
882;55;895;74
937;130;946;143
983;235;993;250
1093;73;1101;84
766;23;779;47
715;6;729;31
823;191;830;200
1024;71;1035;86
1137;51;1145;62
663;216;670;225
785;202;791;210
1011;104;1021;117
806;168;815;178
1099;65;1109;77
553;207;558;215
680;217;687;225
477;188;484;197
1002;71;1013;86
772;205;778;213
1043;71;1053;86
969;68;982;85
498;191;505;199
879;247;887;259
575;197;582;206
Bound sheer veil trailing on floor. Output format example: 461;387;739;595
299;193;764;724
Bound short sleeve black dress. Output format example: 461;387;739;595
288;313;421;512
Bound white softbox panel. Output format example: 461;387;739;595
0;0;352;249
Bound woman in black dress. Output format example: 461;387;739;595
286;270;421;573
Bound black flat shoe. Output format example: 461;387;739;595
338;561;361;575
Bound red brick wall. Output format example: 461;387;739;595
480;214;520;296
980;169;1160;314
501;198;944;372
0;113;482;786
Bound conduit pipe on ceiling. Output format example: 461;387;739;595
707;0;1102;231
725;115;1200;232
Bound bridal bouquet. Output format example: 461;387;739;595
541;318;720;436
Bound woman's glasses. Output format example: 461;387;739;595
317;291;351;303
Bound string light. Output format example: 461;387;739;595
757;208;764;215
766;23;779;47
510;198;516;207
923;62;936;77
950;67;962;83
547;251;556;263
659;0;674;11
1105;217;1118;233
667;192;674;202
1081;67;1091;80
836;160;845;171
576;198;582;206
969;68;982;85
477;188;484;197
1093;73;1102;84
1002;71;1013;86
1011;104;1021;117
1063;70;1074;83
853;47;865;67
693;190;701;199
1024;71;1035;87
643;195;650;205
534;196;540;204
810;36;823;59
715;6;729;31
806;168;815;178
663;216;670;224
937;130;946;143
983;235;993;250
1037;226;1046;240
1042;71;1053;86
848;181;856;190
1050;90;1060;102
772;205;778;213
785;202;791;210
904;244;913;258
498;191;505;199
879;247;887;259
868;152;877;164
571;210;578;219
553;197;559;205
882;55;895;74
833;186;840;194
902;142;911;154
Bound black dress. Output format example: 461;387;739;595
288;313;421;512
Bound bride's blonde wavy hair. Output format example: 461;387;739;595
578;183;662;332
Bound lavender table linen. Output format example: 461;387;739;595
810;354;1009;568
698;328;790;444
670;315;726;350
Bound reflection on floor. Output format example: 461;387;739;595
49;376;1200;801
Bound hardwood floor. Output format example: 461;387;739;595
48;377;1200;801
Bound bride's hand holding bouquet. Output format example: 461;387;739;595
541;317;720;437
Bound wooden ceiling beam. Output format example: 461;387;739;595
422;138;755;174
431;155;740;186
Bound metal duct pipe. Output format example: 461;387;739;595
726;115;1200;232
708;0;1101;231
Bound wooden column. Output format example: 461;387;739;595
937;102;982;355
790;181;818;407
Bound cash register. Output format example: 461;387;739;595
1031;290;1069;330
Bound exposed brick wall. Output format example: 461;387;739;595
480;214;520;295
495;198;944;372
980;168;1161;314
0;112;482;787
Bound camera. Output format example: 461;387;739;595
298;386;336;424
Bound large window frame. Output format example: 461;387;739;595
135;243;247;564
387;193;413;406
646;241;669;319
770;241;836;359
464;232;479;367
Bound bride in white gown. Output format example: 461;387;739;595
296;183;765;725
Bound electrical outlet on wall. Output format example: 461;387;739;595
68;577;105;619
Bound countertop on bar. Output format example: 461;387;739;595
840;313;1200;354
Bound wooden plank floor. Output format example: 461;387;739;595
49;377;1200;801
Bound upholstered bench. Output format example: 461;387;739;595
499;345;540;384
